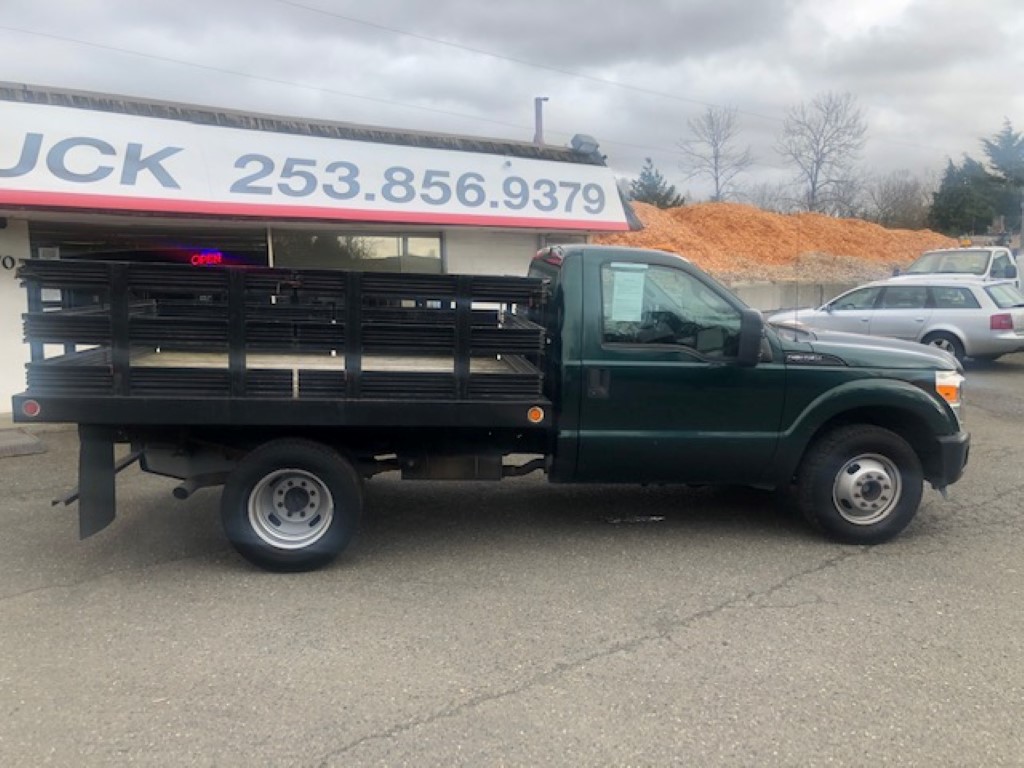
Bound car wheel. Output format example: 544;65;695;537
922;332;965;363
220;439;362;571
797;425;923;545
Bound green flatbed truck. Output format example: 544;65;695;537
12;245;969;571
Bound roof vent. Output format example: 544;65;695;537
570;134;600;156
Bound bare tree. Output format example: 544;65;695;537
678;106;754;202
777;91;867;214
863;170;931;229
831;173;867;219
736;181;796;213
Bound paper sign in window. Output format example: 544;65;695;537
610;270;645;322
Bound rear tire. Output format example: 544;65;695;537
922;331;965;363
220;439;362;571
797;425;923;544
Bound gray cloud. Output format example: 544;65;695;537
0;0;1021;199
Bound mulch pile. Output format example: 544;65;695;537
595;202;957;283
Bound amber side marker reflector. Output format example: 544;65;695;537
22;399;41;418
527;406;545;424
934;371;963;407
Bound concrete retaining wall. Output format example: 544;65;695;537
729;281;859;314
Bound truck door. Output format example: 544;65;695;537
990;250;1018;288
574;258;786;484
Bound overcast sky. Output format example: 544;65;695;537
0;0;1021;200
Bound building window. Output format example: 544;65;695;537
28;222;269;266
271;231;442;273
539;233;588;249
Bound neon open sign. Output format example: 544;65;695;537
189;251;224;266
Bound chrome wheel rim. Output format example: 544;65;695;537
928;337;957;356
247;468;333;549
832;453;902;525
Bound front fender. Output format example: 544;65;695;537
770;377;958;485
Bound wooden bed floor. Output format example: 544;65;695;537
129;350;515;373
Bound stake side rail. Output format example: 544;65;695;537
14;259;551;427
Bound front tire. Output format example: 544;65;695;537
220;439;362;571
797;425;923;544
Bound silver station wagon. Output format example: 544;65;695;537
768;277;1024;362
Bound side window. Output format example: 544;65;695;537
830;286;881;310
601;263;742;358
931;286;981;309
879;286;929;309
992;253;1015;279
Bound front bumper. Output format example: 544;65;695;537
933;430;970;488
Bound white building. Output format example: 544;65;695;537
0;83;638;410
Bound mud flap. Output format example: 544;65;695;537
78;425;116;538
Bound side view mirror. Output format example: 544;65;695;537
824;303;835;314
736;308;764;368
892;266;901;276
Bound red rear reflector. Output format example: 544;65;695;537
990;313;1013;330
21;399;40;418
534;248;563;267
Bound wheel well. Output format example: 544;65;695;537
802;407;943;483
921;329;965;347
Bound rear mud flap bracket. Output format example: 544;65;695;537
75;425;119;539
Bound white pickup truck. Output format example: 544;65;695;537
896;246;1022;289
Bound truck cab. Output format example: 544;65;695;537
896;246;1021;289
532;244;968;545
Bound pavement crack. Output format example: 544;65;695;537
311;548;865;766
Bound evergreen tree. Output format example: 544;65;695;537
982;120;1024;186
629;158;685;208
981;120;1024;232
928;157;998;235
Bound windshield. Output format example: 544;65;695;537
906;250;989;275
985;283;1024;308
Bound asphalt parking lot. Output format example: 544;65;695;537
2;356;1023;766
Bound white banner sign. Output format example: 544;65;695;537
0;100;628;231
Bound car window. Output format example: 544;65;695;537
905;252;943;273
991;253;1016;279
880;286;929;309
931;286;981;309
829;286;881;310
601;263;742;358
986;284;1024;309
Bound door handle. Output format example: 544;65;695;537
587;368;610;399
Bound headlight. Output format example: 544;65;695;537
935;370;965;423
